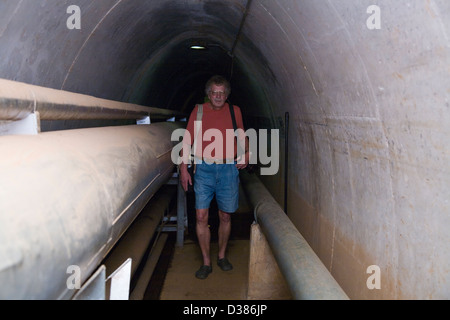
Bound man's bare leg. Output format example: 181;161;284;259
196;208;211;266
218;210;232;260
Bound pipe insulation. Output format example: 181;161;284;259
0;122;182;300
240;171;349;300
0;79;184;121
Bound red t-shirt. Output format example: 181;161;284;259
183;102;245;159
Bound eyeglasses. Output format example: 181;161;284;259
210;91;227;97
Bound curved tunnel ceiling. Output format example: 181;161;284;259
1;0;449;299
0;0;276;126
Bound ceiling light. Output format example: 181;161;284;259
190;45;206;50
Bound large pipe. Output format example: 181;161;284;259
0;122;182;300
0;79;184;121
240;171;349;300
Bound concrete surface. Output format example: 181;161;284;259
160;239;250;300
0;0;449;299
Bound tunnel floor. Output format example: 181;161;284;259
158;238;250;300
143;192;254;300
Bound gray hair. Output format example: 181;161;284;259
205;75;231;96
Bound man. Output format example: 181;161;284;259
180;75;250;279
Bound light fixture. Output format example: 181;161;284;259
190;45;206;50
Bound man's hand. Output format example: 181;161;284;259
179;163;192;192
235;151;250;170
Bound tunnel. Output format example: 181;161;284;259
0;0;449;300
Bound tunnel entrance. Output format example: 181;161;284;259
123;36;279;134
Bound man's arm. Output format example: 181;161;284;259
179;147;192;192
179;107;197;191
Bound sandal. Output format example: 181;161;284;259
217;258;233;271
195;265;212;279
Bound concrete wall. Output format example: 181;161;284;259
0;0;449;299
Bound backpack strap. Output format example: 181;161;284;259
197;104;203;122
228;102;238;131
192;104;203;163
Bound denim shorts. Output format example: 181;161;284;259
194;162;240;213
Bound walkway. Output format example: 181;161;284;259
160;239;250;300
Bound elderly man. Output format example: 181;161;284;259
180;75;250;279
